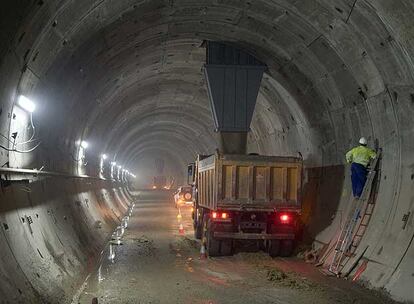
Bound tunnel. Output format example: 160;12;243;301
0;1;413;303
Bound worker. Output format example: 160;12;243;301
346;137;376;198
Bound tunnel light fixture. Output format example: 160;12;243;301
111;161;116;166
118;165;122;169
17;95;36;113
102;154;108;160
80;141;88;149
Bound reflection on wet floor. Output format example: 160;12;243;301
74;192;399;304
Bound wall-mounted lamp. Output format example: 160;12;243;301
18;95;36;113
80;140;88;149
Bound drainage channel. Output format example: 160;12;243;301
71;202;135;304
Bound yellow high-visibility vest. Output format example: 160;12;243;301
346;145;376;167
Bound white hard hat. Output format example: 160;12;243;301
359;137;367;145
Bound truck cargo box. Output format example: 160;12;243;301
197;153;302;212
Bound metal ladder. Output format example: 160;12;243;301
328;154;380;275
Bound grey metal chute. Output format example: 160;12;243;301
203;42;266;154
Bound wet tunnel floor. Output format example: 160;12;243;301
76;191;398;304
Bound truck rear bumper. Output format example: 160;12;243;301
213;231;295;240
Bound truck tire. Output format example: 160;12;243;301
194;219;203;240
205;219;220;257
220;240;233;256
268;240;281;257
279;240;294;257
207;231;220;257
195;225;203;239
258;240;266;251
194;209;203;239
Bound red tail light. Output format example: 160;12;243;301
279;213;291;224
211;211;231;221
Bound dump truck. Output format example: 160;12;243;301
189;152;302;257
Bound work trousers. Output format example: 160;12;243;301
351;163;367;198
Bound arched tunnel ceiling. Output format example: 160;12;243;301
14;0;410;171
3;0;412;184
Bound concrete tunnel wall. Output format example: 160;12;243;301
0;179;132;303
0;0;413;303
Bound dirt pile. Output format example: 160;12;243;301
237;252;316;290
181;237;199;249
266;268;315;289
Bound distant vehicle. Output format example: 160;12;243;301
174;186;194;208
152;176;167;190
190;152;303;257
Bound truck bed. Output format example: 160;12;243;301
197;153;302;212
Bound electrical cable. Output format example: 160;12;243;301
0;113;40;153
0;144;16;152
0;133;14;145
0;113;38;147
0;141;41;153
70;151;83;162
14;141;41;153
16;113;36;146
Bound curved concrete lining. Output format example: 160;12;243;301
0;1;413;302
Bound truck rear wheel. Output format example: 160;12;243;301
220;240;233;256
280;240;294;257
268;240;281;257
195;223;203;240
194;209;203;240
206;222;220;257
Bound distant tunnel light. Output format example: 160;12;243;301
102;154;108;160
111;162;116;166
80;141;88;149
18;95;36;113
